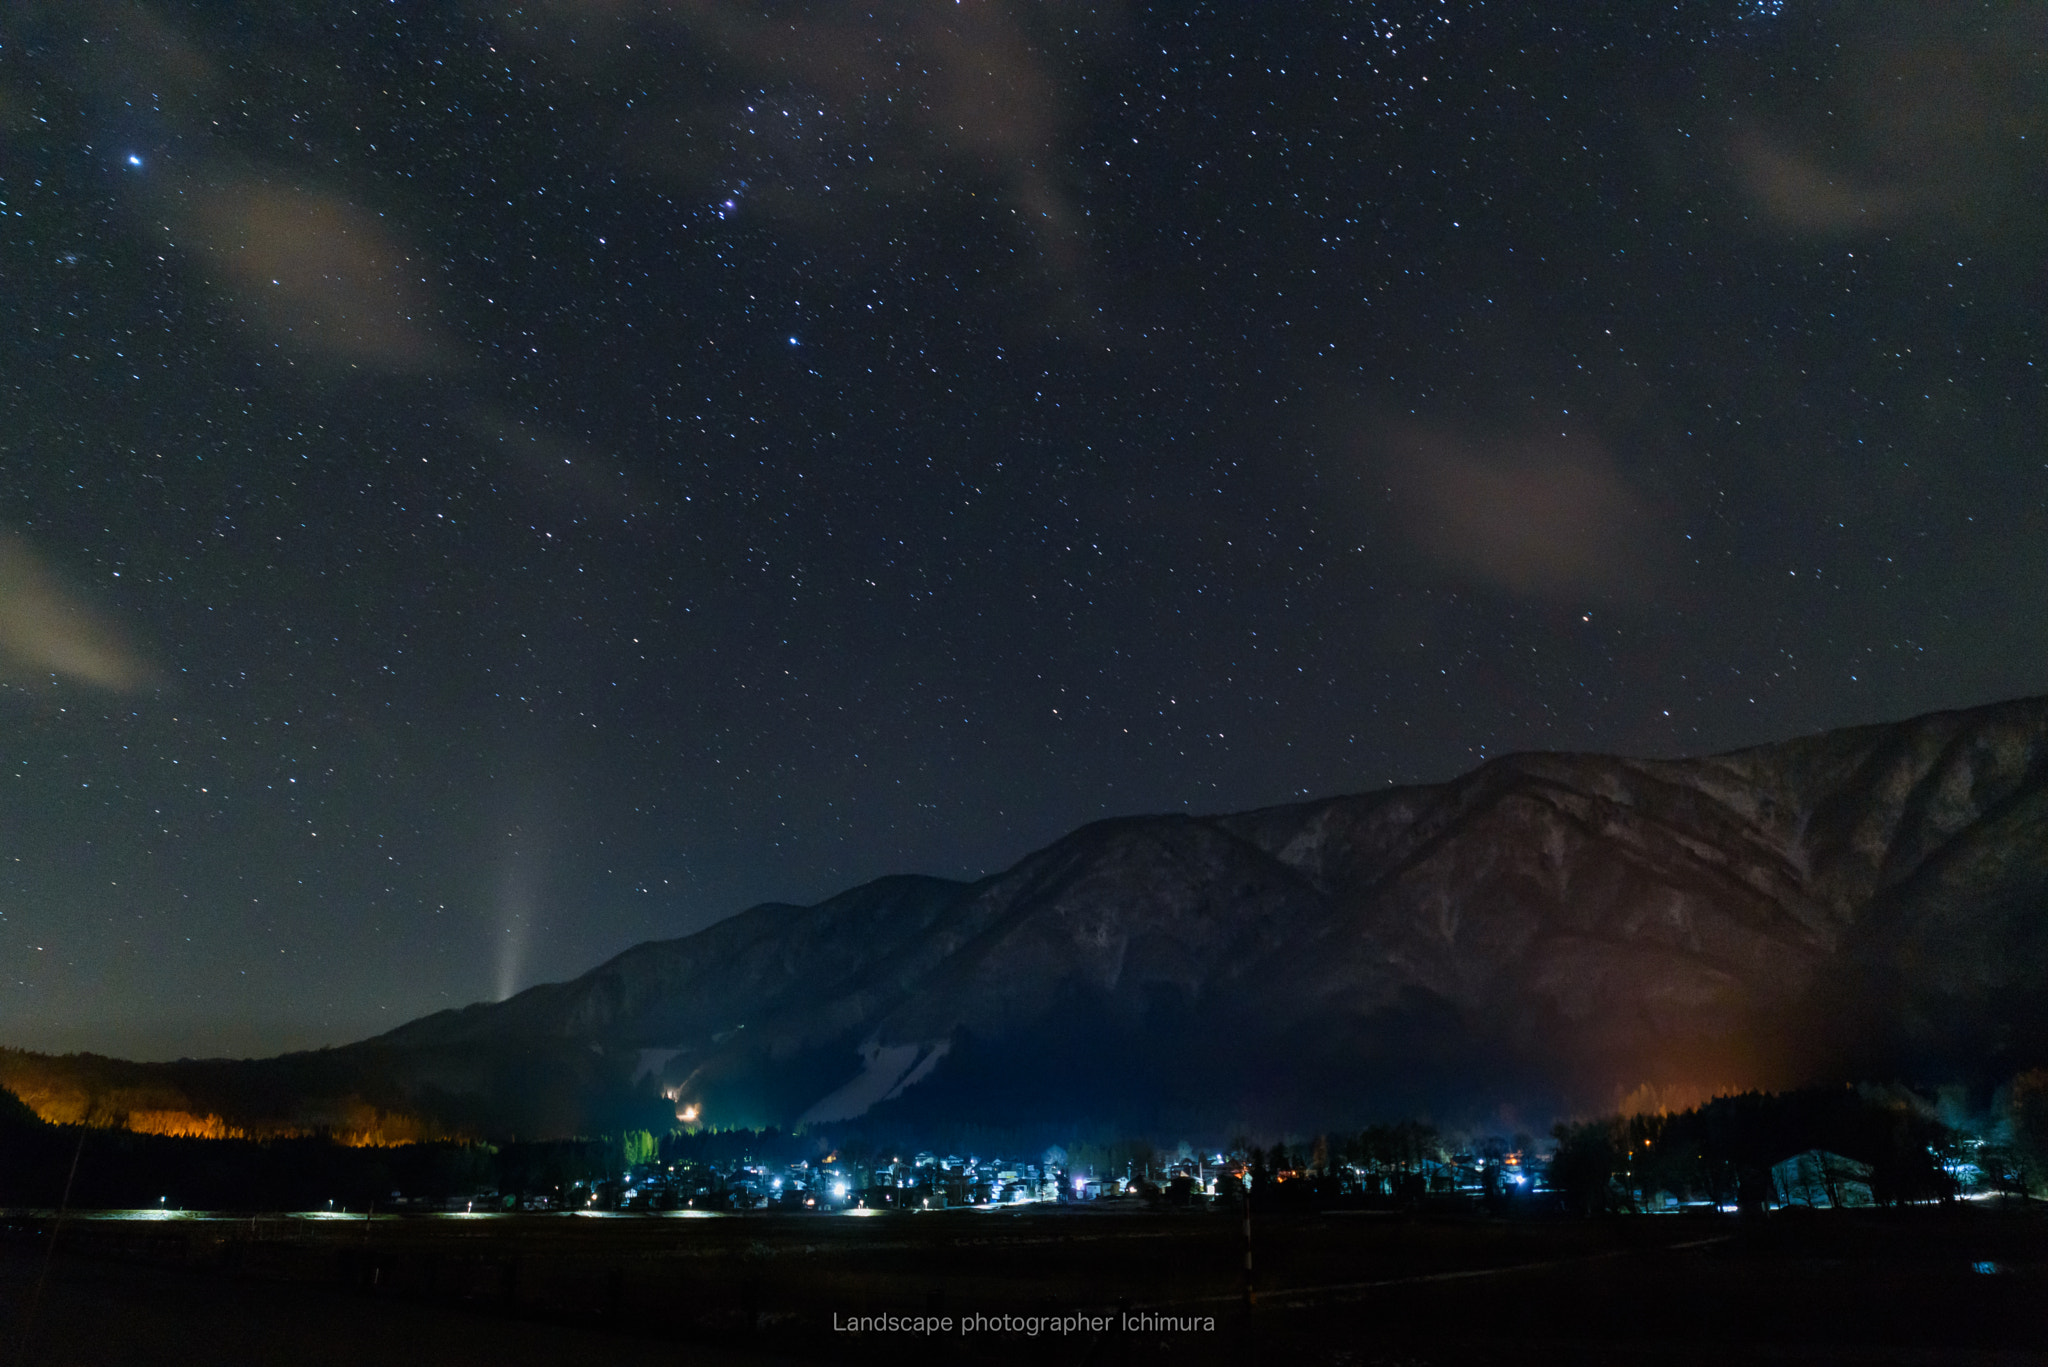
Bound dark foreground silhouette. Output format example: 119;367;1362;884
4;1200;2043;1366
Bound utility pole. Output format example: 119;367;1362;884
1242;1176;1255;1308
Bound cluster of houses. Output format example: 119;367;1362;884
377;1135;2005;1217
507;1144;1544;1214
546;1151;1063;1213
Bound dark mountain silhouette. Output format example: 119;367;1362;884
6;695;2046;1140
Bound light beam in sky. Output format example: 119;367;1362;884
494;857;535;1004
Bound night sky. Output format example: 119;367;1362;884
2;1;2042;1060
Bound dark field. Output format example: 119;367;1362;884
3;1203;2044;1365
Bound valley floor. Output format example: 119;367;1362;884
2;1201;2043;1365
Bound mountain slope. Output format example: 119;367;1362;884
7;695;2046;1139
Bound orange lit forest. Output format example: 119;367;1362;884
0;1048;453;1148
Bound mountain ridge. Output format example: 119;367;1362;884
5;694;2045;1141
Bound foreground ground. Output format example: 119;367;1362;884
2;1200;2043;1365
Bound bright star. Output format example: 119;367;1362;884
126;153;144;168
788;336;800;346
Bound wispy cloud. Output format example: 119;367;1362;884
1371;423;1665;603
1729;129;1910;234
1726;10;2044;239
0;533;156;692
157;168;452;372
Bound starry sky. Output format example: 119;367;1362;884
2;0;2042;1060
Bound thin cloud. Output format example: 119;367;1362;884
1725;10;2044;239
1729;129;1911;234
159;169;451;372
0;533;156;692
1373;424;1664;603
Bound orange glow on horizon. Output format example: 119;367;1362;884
7;1086;459;1148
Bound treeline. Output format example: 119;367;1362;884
1115;1080;2048;1215
0;1086;648;1212
1548;1081;2048;1214
1239;1081;2048;1214
0;1046;451;1145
